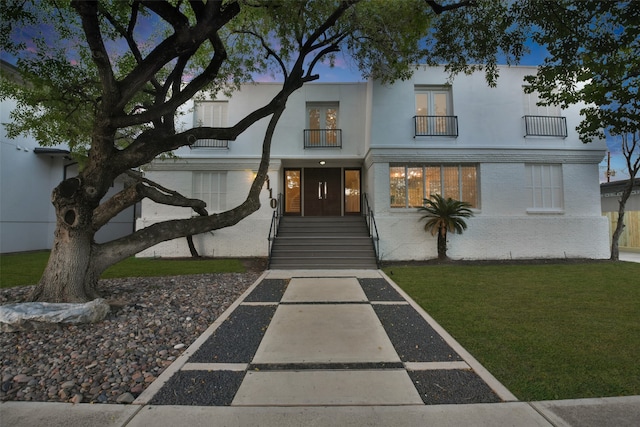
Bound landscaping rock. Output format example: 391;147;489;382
0;272;258;404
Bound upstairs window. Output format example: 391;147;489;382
414;87;457;136
522;89;560;117
305;102;341;147
193;101;229;148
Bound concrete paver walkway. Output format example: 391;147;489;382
2;269;639;426
137;270;512;407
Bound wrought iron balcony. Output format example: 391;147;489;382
523;116;567;138
304;129;342;148
190;139;229;149
413;115;458;137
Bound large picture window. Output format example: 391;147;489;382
193;172;227;212
525;164;563;211
390;165;478;208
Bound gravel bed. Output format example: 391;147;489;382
358;278;405;301
373;304;463;362
408;369;501;404
0;272;259;404
243;279;289;302
149;370;246;406
188;304;277;363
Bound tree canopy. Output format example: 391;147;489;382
517;0;639;142
1;0;528;302
1;0;527;153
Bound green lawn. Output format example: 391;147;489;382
384;262;640;402
0;251;246;288
3;253;638;401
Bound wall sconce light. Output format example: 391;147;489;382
319;160;326;165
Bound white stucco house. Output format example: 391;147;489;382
137;65;610;261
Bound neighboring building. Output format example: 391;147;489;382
0;60;136;254
601;178;640;250
138;65;610;261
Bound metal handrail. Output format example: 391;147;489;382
267;193;283;268
362;193;380;267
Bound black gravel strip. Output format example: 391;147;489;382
149;370;245;406
373;304;462;362
408;370;502;404
189;305;276;363
243;279;289;302
279;301;370;305
358;278;405;301
249;362;404;371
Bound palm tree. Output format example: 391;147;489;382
418;194;474;260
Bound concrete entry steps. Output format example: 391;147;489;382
269;217;378;269
135;271;511;408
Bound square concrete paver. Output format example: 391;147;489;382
281;277;367;303
252;304;399;364
232;370;423;406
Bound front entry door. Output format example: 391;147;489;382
304;168;341;216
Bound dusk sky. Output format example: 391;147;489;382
2;17;629;183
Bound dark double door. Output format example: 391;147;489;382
303;168;342;216
284;167;361;216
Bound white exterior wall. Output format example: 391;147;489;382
137;164;279;258
140;66;609;260
1;100;62;252
367;65;609;260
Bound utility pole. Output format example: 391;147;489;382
606;151;616;182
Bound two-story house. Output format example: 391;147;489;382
137;65;610;263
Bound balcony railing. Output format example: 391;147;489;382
523;116;567;138
414;115;458;137
190;139;229;149
304;129;342;148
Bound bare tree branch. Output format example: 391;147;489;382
91;171;208;229
236;29;289;79
71;1;119;109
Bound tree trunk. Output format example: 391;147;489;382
186;235;200;258
437;229;448;260
29;175;105;303
29;224;101;303
610;197;629;261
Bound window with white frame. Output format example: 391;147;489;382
193;101;229;148
390;164;478;208
193;172;227;212
414;86;455;136
524;164;563;211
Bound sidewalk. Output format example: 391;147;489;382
2;269;639;426
619;250;640;263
